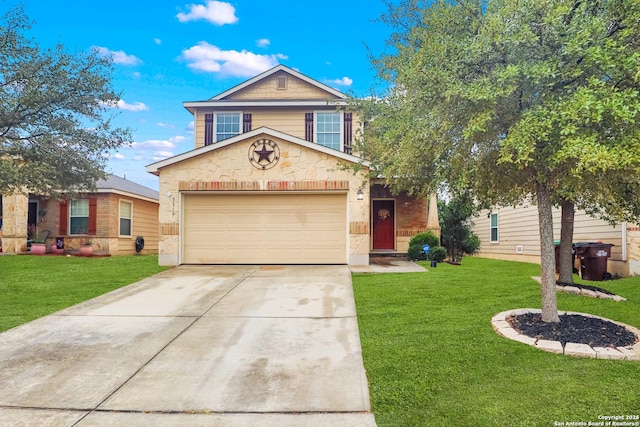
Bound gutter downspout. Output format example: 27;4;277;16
622;222;628;261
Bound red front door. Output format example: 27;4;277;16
372;200;395;250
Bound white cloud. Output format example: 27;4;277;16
256;38;270;48
132;72;141;78
170;135;187;143
93;46;142;66
131;140;176;150
133;155;144;161
186;121;195;133
327;76;353;87
101;99;148;111
154;38;162;45
113;153;125;160
157;122;174;128
177;1;238;25
152;150;174;161
182;42;287;77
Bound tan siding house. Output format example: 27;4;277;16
148;65;440;266
473;203;638;277
0;175;159;256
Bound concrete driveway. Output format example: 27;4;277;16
0;265;375;426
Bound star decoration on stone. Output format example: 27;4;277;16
255;142;274;163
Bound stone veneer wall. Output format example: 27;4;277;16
157;134;370;266
1;194;29;253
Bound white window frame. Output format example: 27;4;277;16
119;199;133;237
314;110;343;151
69;199;90;235
214;111;242;142
490;212;499;243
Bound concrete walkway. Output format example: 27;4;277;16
0;265;375;426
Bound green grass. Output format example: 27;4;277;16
0;255;168;332
353;257;640;427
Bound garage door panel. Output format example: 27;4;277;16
183;193;346;264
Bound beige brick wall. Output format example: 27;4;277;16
157;133;369;265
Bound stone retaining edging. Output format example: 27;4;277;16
492;308;640;360
531;277;626;301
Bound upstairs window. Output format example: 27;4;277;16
314;111;342;151
215;112;241;142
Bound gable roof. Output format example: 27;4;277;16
183;65;348;112
145;127;368;175
212;65;347;100
96;174;159;202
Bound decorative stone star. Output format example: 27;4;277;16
255;142;273;163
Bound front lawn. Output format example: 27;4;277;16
353;257;640;426
0;255;168;333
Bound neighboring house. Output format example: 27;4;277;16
0;174;159;255
472;204;640;277
146;65;440;266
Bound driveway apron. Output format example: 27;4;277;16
0;265;375;426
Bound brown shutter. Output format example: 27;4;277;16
243;113;252;133
344;112;353;154
305;113;314;141
88;198;97;235
204;113;214;146
59;201;68;235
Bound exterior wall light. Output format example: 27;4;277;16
357;188;364;201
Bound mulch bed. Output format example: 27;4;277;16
508;313;638;348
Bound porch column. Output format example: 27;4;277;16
426;193;441;238
1;193;29;253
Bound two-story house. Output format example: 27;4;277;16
146;65;440;266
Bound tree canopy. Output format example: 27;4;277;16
357;0;640;322
0;5;131;196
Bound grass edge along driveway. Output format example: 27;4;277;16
353;257;640;427
0;255;168;333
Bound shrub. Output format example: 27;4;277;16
461;233;481;255
428;245;447;262
408;244;429;261
408;232;439;248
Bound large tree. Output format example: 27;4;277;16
0;5;131;196
357;0;640;322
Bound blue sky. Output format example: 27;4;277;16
12;0;394;190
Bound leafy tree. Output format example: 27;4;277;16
0;5;131;196
439;193;480;263
356;0;640;322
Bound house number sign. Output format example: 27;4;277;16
248;138;280;170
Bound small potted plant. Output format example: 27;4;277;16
29;235;47;255
79;240;93;257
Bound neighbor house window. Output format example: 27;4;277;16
490;212;499;243
70;199;89;235
314;111;342;150
119;200;132;237
215;112;241;142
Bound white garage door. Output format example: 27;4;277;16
182;193;347;264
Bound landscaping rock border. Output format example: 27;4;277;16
492;308;640;360
531;277;626;301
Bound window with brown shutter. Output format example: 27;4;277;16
88;198;97;235
305;113;314;141
59;201;68;235
204;113;214;146
243;113;252;133
344;112;353;154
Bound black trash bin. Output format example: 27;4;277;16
574;242;614;281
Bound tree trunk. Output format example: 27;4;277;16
536;183;560;323
558;199;575;285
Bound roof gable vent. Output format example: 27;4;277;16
276;75;287;90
